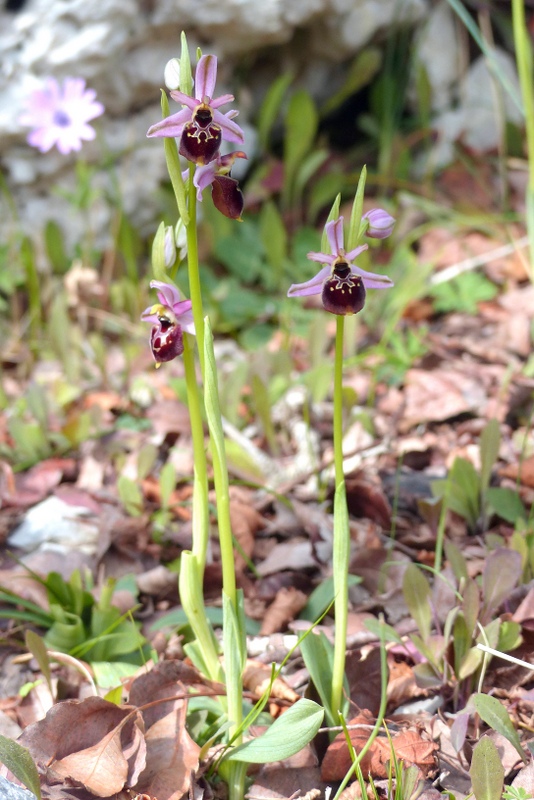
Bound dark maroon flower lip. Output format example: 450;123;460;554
287;217;394;316
192;150;247;218
141;281;195;365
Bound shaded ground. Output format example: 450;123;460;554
2;175;534;799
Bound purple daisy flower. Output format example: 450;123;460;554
146;54;244;165
19;77;104;155
287;217;394;315
141;280;195;365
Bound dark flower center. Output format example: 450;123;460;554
180;105;222;165
321;260;366;315
194;105;214;129
53;109;71;127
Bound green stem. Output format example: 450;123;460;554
182;334;210;573
204;319;244;800
333;621;389;800
186;165;205;370
331;315;349;717
512;0;534;279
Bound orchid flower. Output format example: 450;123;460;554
147;54;244;165
19;77;104;155
141;280;195;364
287;217;393;315
193;150;247;219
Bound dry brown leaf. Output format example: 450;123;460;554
18;696;146;796
386;656;420;708
142;475;192;520
260;587;308;635
51;718;144;796
242;659;299;704
321;714;438;782
511;759;534;796
128;661;201;800
228;487;263;572
386;729;438;777
500;454;534;489
402;367;487;431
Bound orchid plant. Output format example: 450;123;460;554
287;178;395;721
143;33;395;798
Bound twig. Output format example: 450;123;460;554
429;235;529;285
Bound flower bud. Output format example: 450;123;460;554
163;225;176;268
363;208;395;239
164;58;181;91
175;218;188;261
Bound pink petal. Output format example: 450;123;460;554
62;77;87;101
195;54;217;101
150;280;181;307
180;310;196;335
141;309;159;323
307;251;335;266
210;93;235;109
345;244;368;261
326;218;344;256
193;163;216;200
212;109;244;143
170;90;198;111
27;127;57;153
287;265;331;297
352;266;394;289
147;108;191;138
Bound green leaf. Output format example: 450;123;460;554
480;419;500;494
497;620;522;653
432;457;480;530
486;487;526;524
117;475;144;517
258;71;293;150
0;733;41;799
430;271;498;315
402;563;432;641
321;48;382;116
225;699;323;763
300;631;345;726
299;575;361;623
283;90;318;202
136;443;158;481
482;548;522;621
159;461;176;509
259;201;287;281
471;693;527;761
364;617;403;645
25;631;52;695
469;736;504;800
444;539;468;582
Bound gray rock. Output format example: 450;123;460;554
0;0;434;247
0;776;36;800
